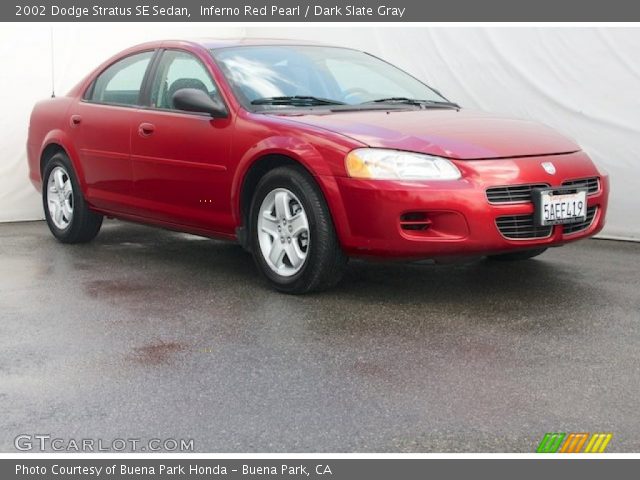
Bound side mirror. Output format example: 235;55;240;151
171;88;227;118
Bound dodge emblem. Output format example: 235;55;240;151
541;162;556;175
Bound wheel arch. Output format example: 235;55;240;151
39;131;87;193
40;143;67;175
233;144;349;250
239;154;303;221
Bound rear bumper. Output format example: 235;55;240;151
330;152;609;259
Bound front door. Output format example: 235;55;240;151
129;49;234;233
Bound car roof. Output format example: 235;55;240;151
195;37;332;49
127;38;336;50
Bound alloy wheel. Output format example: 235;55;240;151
47;166;74;230
257;188;310;277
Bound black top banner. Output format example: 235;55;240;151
5;0;640;21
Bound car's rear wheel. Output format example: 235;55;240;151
42;152;103;243
488;248;548;261
249;165;347;294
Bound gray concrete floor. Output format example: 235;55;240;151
1;220;639;452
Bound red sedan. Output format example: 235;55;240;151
27;39;609;293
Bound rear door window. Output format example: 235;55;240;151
88;51;154;106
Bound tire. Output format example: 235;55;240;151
488;248;547;261
249;165;347;294
42;152;103;243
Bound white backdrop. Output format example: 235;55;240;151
1;26;638;240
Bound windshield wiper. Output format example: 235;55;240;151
361;97;460;109
251;96;346;106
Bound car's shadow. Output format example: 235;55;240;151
59;220;604;336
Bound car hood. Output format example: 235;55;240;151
274;109;580;160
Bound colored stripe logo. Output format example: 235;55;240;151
536;433;612;453
536;433;565;453
584;433;613;453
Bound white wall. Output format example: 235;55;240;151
0;24;245;222
1;26;639;240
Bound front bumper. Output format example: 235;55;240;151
331;151;609;259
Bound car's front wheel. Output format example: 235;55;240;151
249;165;347;294
42;152;103;243
488;248;548;261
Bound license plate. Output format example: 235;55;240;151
535;189;587;226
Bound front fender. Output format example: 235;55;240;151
230;135;354;245
231;136;333;221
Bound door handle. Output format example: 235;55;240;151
70;115;82;127
138;123;155;137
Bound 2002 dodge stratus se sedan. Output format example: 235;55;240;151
27;39;609;293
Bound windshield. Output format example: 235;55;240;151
211;45;450;110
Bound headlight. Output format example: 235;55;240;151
345;148;461;180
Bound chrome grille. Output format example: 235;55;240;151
486;184;549;204
496;215;552;239
563;206;597;235
561;177;600;195
487;177;600;204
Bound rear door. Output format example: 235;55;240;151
68;50;156;213
129;49;234;233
